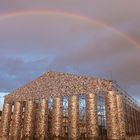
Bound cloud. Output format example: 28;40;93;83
0;56;56;91
0;0;140;104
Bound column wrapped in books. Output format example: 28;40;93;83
86;93;98;139
52;97;62;138
105;91;119;139
23;100;36;139
1;102;12;139
116;95;126;139
68;95;79;139
36;98;48;139
11;101;23;140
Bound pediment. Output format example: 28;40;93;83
5;71;111;103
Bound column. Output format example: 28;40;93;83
124;103;129;136
0;114;1;137
137;110;140;135
116;95;126;139
132;108;136;136
68;95;79;139
52;97;62;138
128;106;132;136
135;110;139;135
23;100;35;139
138;111;140;135
130;107;133;136
36;99;48;140
135;110;139;136
105;91;119;140
9;112;13;139
86;93;98;139
11;101;23;140
1;102;12;139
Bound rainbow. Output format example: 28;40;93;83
0;9;139;49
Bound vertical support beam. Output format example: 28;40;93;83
135;110;137;135
139;112;140;135
129;106;133;136
68;95;79;139
52;97;62;138
36;99;48;140
136;110;139;135
138;112;140;136
105;91;119;140
128;106;132;136
23;100;35;139
116;95;126;139
124;102;129;136
132;108;136;136
137;110;139;136
86;93;98;139
1;102;12;139
11;101;23;140
0;115;1;137
106;92;112;138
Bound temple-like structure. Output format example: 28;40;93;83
0;71;140;140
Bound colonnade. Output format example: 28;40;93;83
106;91;126;140
0;91;135;140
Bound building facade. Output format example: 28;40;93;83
0;71;140;140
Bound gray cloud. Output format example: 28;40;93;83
0;56;55;91
0;0;140;108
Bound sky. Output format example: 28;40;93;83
0;0;140;109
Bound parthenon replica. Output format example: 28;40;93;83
0;71;140;140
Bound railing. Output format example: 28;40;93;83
112;81;140;110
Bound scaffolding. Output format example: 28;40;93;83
0;71;140;140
